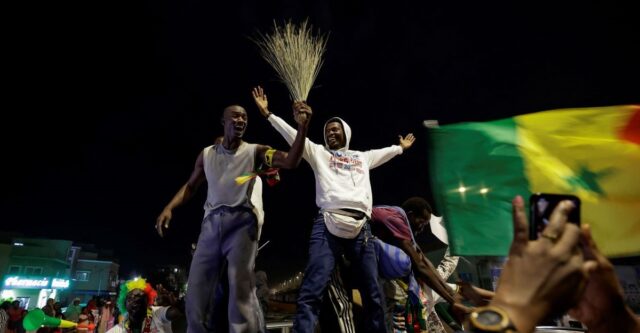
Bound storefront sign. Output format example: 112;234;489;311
51;278;70;289
3;276;70;289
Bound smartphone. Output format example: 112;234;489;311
529;193;581;240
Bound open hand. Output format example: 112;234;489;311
252;86;270;117
399;133;415;151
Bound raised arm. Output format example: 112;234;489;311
255;101;312;169
252;86;300;145
155;151;207;237
252;86;272;118
366;133;415;169
569;225;640;333
483;196;595;333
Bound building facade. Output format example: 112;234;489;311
0;235;119;309
0;237;73;309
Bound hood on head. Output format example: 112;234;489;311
323;117;352;151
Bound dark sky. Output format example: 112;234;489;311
3;1;639;283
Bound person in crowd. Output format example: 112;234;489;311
7;301;26;333
106;278;181;333
64;298;82;323
255;271;270;318
252;85;415;333
323;197;492;333
1;301;11;333
156;101;311;333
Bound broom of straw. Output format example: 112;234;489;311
252;19;328;102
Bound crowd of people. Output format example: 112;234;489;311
4;85;635;333
8;85;632;333
149;85;639;333
0;282;182;333
0;84;636;333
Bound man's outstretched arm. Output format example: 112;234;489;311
155;152;206;237
367;133;415;169
396;238;457;304
256;102;312;169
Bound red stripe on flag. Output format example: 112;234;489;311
620;106;640;145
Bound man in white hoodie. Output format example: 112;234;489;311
252;86;415;333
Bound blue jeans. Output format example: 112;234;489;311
185;206;263;333
293;213;387;333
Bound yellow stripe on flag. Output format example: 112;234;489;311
515;105;640;256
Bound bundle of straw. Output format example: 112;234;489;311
253;19;328;102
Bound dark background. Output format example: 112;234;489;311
3;0;639;284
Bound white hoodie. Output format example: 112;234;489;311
268;114;403;219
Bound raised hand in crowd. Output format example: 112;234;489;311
471;196;597;333
568;224;640;333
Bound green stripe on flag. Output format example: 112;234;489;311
427;117;531;256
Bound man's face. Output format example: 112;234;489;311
126;289;148;320
409;208;431;235
222;106;248;139
325;121;345;149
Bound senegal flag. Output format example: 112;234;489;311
427;105;640;257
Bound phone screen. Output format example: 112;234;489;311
529;193;581;240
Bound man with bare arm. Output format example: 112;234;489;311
156;102;311;333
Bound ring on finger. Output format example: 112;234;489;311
541;231;559;242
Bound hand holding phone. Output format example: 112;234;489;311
529;193;581;240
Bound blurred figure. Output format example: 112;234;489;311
77;307;94;331
38;299;57;333
51;303;65;333
7;301;26;333
107;278;181;333
568;224;640;333
1;301;10;333
42;299;56;317
255;271;270;317
64;298;82;323
97;298;116;333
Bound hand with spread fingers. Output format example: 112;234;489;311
398;133;415;151
251;86;270;117
568;225;640;333
485;195;597;333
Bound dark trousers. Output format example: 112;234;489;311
293;214;387;333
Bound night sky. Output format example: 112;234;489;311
3;1;639;284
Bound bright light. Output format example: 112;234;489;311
4;276;49;288
51;278;70;289
479;188;489;194
458;186;467;193
174;268;178;273
13;242;24;246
